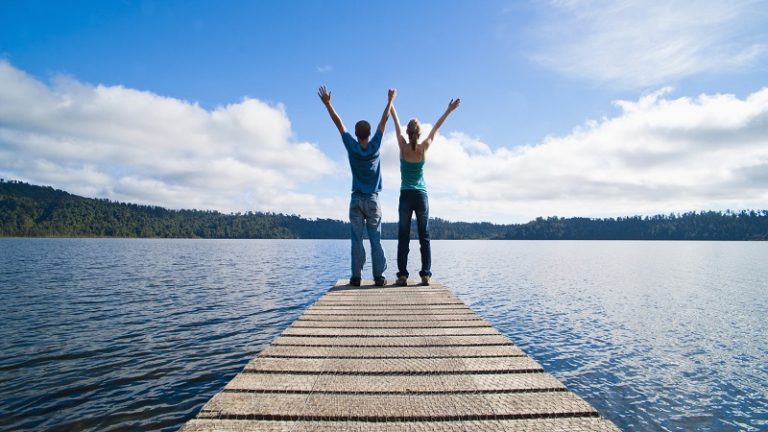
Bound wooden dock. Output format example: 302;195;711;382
182;280;620;431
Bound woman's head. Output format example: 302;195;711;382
406;119;421;148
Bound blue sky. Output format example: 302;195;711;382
1;0;767;222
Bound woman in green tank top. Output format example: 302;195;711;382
390;98;461;286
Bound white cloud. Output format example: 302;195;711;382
0;60;338;215
3;61;767;224
383;87;768;222
530;0;768;87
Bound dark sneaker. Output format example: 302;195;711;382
349;277;361;287
420;275;431;286
396;275;408;286
374;277;387;287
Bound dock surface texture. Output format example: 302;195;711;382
182;280;620;432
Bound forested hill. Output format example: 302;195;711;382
1;179;767;240
0;180;346;238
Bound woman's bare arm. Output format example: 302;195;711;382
425;98;460;150
390;104;407;149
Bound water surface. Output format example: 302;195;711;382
0;239;766;431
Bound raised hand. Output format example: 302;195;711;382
319;85;345;134
318;86;332;105
426;98;460;147
377;88;397;134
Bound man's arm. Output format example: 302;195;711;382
376;88;397;134
318;85;346;135
390;104;407;148
425;98;460;150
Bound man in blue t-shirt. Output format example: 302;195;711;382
318;85;395;287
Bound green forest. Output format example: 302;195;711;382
1;179;766;240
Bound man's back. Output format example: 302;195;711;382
342;130;383;194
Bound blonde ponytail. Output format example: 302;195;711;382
406;119;421;152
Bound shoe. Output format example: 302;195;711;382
349;277;361;287
396;275;408;286
420;275;431;286
374;277;387;287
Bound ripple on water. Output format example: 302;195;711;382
0;239;345;432
432;240;768;432
1;239;767;431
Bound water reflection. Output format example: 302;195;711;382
430;240;768;431
0;239;766;431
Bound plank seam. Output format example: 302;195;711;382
198;412;600;422
271;343;514;347
260;355;526;359
241;369;545;375
279;334;501;338
221;388;568;395
290;325;491;328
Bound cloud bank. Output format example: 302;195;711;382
382;87;768;222
0;60;338;216
530;0;768;87
2;61;767;223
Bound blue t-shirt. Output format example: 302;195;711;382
342;130;383;194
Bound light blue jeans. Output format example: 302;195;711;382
349;192;387;280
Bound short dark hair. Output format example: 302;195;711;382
355;120;371;141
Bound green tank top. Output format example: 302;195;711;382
400;159;426;191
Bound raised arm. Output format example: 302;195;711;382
390;104;407;148
425;98;461;149
318;86;346;135
376;88;397;134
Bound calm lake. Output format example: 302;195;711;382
0;239;766;431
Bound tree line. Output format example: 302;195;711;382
1;179;766;240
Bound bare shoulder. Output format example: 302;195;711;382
397;134;408;147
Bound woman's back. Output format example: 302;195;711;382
399;141;426;162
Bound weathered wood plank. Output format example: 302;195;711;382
258;345;526;358
182;280;619;432
243;357;543;374
196;392;597;419
303;304;473;311
224;372;566;393
289;319;491;328
272;335;513;346
297;315;481;322
182;418;621;432
281;326;500;337
300;311;479;318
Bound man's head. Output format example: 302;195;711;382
355;120;371;141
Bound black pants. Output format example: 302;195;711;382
397;189;431;277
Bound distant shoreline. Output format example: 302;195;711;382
2;180;767;241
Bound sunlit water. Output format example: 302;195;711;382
0;239;766;431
